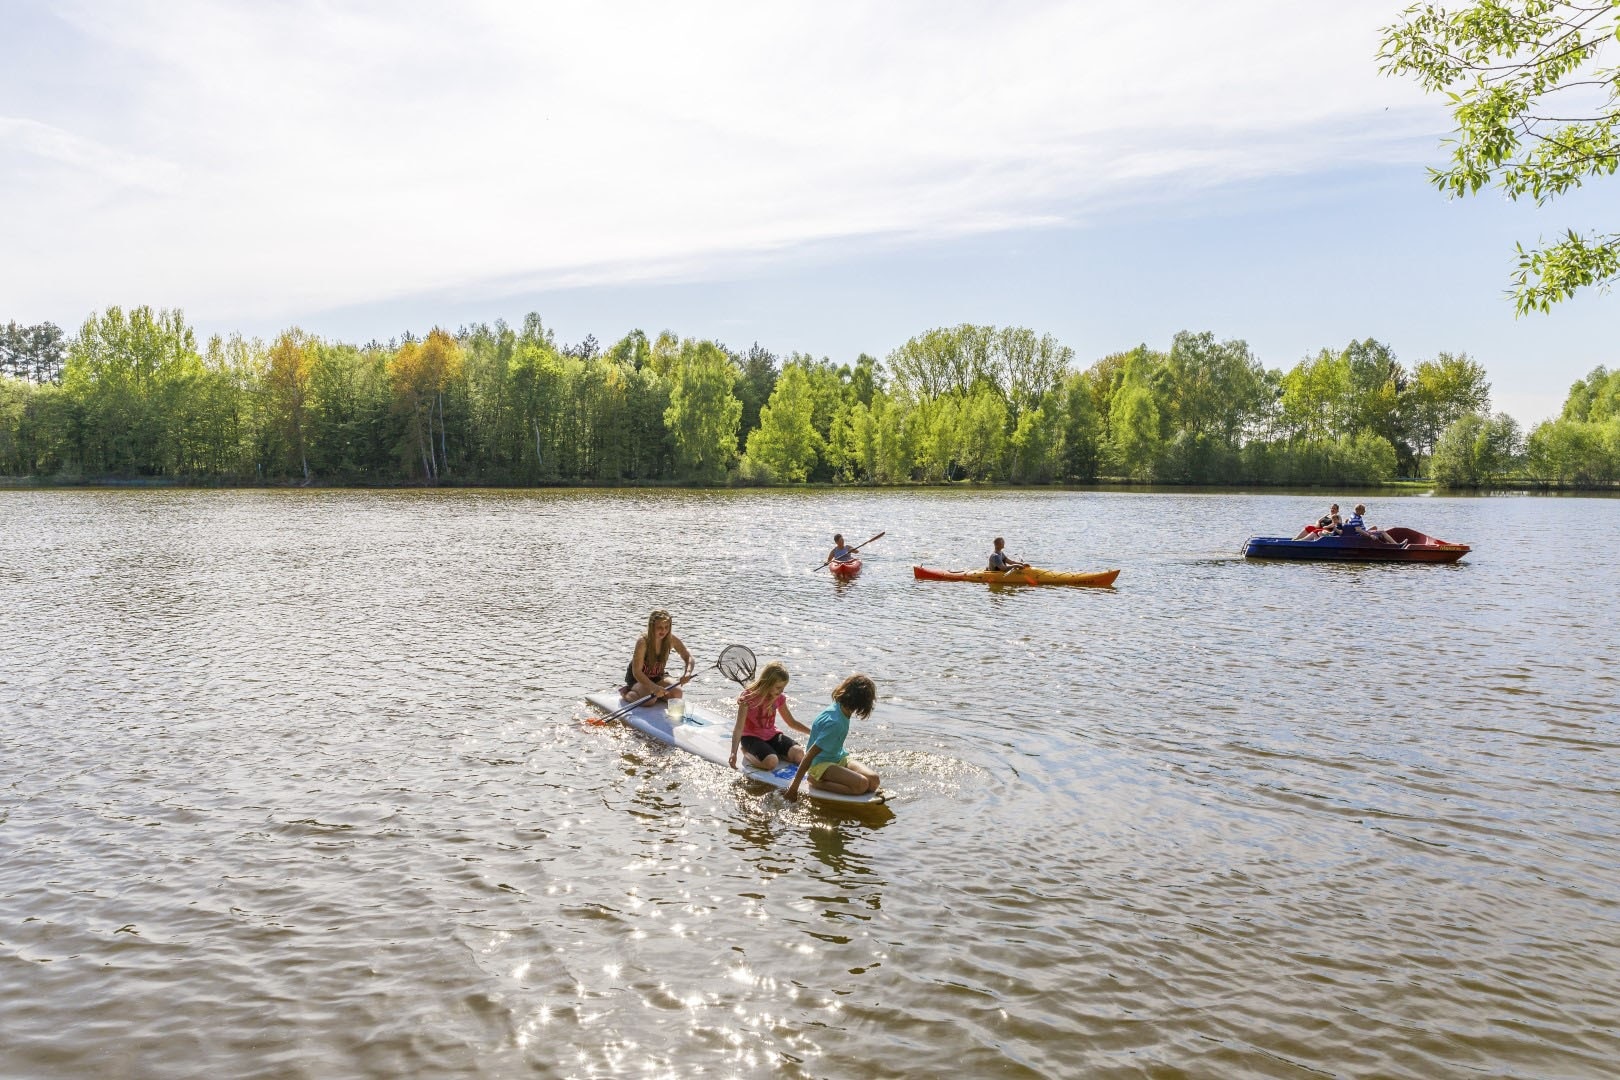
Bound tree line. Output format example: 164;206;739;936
0;308;1611;488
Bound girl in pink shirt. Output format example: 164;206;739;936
729;661;810;772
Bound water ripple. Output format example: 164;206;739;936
2;488;1618;1077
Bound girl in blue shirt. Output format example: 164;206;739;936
785;674;881;800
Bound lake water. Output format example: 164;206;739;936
2;488;1617;1078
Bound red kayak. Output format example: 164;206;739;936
830;557;862;578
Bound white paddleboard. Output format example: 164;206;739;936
584;691;886;806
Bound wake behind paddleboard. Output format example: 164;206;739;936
584;691;885;805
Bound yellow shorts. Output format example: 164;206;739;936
808;756;854;781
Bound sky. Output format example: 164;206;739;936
2;0;1615;427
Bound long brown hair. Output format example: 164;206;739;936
832;673;876;718
644;609;673;670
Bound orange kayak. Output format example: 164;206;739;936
913;565;1120;588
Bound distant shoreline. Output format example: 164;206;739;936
3;476;1615;495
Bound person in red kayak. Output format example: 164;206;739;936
621;608;692;704
988;537;1029;572
826;534;857;569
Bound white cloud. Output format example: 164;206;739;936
4;0;1437;324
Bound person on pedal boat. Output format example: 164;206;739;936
621;608;693;703
987;537;1029;572
1293;504;1341;540
1343;504;1399;545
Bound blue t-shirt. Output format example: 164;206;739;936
1344;513;1365;532
831;545;853;561
988;550;1009;570
807;702;851;766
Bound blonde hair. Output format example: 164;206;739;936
745;661;790;700
643;609;673;671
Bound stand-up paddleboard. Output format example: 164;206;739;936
584;691;886;805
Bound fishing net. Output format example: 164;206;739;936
716;644;757;684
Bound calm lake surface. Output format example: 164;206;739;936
2;488;1617;1079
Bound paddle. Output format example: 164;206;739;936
813;530;886;573
588;645;758;726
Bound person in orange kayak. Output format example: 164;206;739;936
621;608;692;704
987;537;1029;572
826;533;856;568
729;661;810;772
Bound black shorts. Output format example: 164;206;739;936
622;667;670;696
740;733;796;761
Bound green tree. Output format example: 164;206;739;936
1526;414;1620;483
63;306;206;476
1381;1;1620;312
307;340;393;481
388;328;464;482
0;376;31;473
1432;411;1524;485
1010;393;1063;483
1343;338;1410;464
1408;351;1492;465
1560;364;1620;420
956;387;1010;480
870;395;914;483
887;326;987;401
911;394;960;481
665;340;741;481
1106;355;1162;480
606;329;651;369
849;353;881;406
1060;371;1102;480
1155;330;1267;480
990;327;1073;417
0;322;67;383
745;364;821;481
732;343;778;450
1279;348;1353;442
266;329;316;480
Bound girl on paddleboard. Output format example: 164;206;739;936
729;662;810;772
621;609;692;704
784;674;882;800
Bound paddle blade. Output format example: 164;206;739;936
717;644;757;684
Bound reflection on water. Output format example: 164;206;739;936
1;488;1618;1078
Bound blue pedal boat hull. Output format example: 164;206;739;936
1243;527;1470;563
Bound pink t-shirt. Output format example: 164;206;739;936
739;690;784;741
